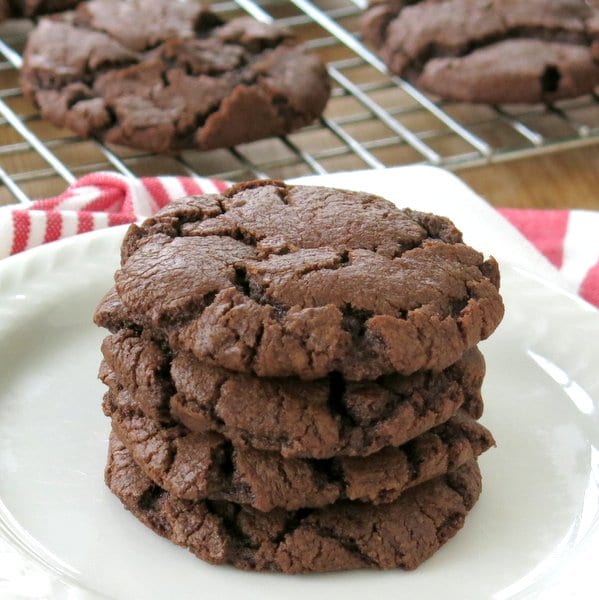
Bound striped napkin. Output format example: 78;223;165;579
0;171;597;309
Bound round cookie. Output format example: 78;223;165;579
105;434;483;573
362;0;599;104
99;328;485;458
96;180;504;381
20;0;330;153
170;349;485;456
103;382;494;511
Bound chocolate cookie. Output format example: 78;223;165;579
102;381;493;511
20;0;330;153
100;329;485;458
106;434;483;572
0;0;81;21
99;329;174;424
95;181;504;381
362;0;599;103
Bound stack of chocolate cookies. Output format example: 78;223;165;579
94;180;504;573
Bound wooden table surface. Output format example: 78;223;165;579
1;143;597;210
458;146;599;210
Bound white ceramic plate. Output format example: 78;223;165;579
1;168;598;600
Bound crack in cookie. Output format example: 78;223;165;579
105;435;484;572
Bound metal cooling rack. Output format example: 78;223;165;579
1;0;598;205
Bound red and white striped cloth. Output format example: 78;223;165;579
1;171;598;308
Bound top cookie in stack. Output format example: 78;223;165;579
95;180;503;573
98;179;503;380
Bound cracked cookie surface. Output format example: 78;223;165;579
106;434;483;572
100;328;485;458
102;377;493;511
20;0;330;152
95;180;504;380
362;0;599;104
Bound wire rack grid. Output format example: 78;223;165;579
0;0;598;205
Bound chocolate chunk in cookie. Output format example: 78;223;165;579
96;181;503;380
362;0;599;103
106;434;483;572
21;0;330;153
